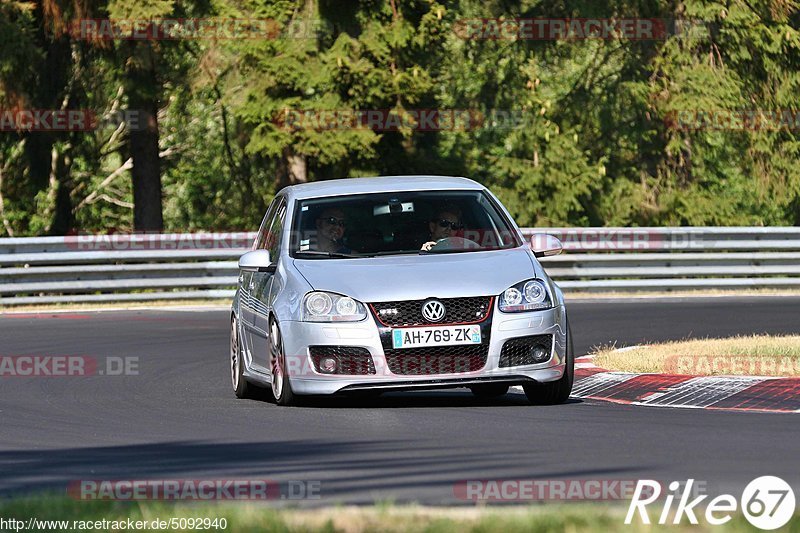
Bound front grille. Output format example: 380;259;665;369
384;343;489;375
370;296;493;327
499;335;553;367
309;346;376;375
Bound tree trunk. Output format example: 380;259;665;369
24;134;54;193
50;149;73;235
26;34;70;200
276;147;307;190
129;106;163;231
126;42;163;231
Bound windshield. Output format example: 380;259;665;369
290;190;521;258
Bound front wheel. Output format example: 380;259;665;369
230;315;256;399
269;319;299;406
523;323;574;405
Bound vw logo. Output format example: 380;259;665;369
421;299;446;322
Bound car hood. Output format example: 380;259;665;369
292;248;542;302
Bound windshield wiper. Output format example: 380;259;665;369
420;249;476;254
421;245;513;254
372;250;423;256
294;250;364;259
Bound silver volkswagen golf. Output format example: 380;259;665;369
230;176;572;406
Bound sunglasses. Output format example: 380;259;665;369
322;217;346;227
437;219;463;230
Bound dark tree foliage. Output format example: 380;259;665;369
0;0;798;234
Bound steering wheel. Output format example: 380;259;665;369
429;236;481;251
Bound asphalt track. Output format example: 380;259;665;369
1;296;798;504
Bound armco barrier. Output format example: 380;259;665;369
0;227;799;305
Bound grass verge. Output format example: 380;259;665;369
592;335;800;376
0;496;792;532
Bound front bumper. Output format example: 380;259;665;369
278;304;568;395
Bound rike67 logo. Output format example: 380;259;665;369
626;477;796;530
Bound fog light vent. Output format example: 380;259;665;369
499;335;553;367
309;346;376;375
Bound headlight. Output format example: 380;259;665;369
302;291;367;322
499;279;551;312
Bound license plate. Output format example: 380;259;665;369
392;325;482;349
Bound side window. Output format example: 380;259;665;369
254;197;280;250
263;198;287;261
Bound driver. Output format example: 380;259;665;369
420;209;463;251
314;207;352;253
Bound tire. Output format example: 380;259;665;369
268;319;299;406
523;323;574;405
230;315;256;399
469;384;509;398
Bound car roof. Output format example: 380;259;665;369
282;175;485;200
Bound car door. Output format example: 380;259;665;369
240;198;280;370
248;197;287;372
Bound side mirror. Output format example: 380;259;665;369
530;234;563;258
238;250;276;273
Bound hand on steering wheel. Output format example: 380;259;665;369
421;237;481;251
